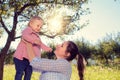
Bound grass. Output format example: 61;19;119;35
84;66;120;80
3;64;120;80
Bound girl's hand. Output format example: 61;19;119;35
48;48;53;52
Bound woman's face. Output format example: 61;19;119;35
54;41;70;59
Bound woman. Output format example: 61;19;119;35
26;40;85;80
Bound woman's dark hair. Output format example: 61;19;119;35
66;41;85;80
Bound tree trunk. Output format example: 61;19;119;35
0;36;12;80
104;55;109;64
0;53;5;80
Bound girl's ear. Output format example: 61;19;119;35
29;21;32;27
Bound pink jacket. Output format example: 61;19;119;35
14;27;50;60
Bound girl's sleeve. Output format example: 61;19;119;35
40;41;51;51
22;27;35;44
30;57;71;73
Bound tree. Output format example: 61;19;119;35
98;41;114;64
75;38;92;60
0;0;88;80
114;32;120;57
0;1;40;80
97;32;120;64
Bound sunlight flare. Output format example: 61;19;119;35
43;6;72;35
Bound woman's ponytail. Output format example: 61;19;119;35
77;53;85;80
65;41;85;80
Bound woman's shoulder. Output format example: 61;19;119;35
57;59;71;68
57;58;69;63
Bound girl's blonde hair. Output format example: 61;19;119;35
28;16;43;26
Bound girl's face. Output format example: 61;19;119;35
54;41;70;59
29;19;43;33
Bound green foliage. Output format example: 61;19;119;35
5;50;15;64
0;28;4;37
75;39;92;59
96;32;120;64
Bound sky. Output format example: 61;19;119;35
0;0;120;48
77;0;120;44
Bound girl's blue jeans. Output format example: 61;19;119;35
13;57;33;80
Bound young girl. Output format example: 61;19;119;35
13;16;52;80
25;40;85;80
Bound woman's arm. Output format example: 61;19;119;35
25;40;71;73
30;58;71;74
